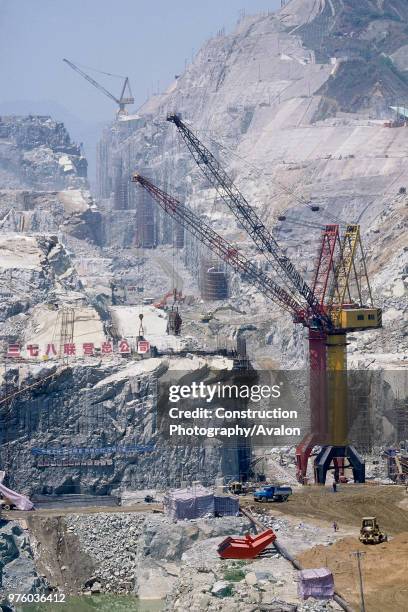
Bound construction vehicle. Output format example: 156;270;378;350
228;481;248;495
132;117;381;485
63;59;134;116
359;517;387;545
154;288;183;310
0;481;34;511
253;485;292;503
200;311;214;323
0;495;16;511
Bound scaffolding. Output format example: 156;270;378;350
113;158;129;210
135;186;156;248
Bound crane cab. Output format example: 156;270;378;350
332;307;382;332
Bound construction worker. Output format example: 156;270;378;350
332;481;337;493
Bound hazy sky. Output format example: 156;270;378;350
0;0;281;124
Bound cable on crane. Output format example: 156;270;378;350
190;127;353;227
69;60;127;80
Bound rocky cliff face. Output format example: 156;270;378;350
0;520;48;601
96;1;407;369
0;116;102;247
0;234;82;330
0;356;246;495
0;115;87;191
0;4;406;500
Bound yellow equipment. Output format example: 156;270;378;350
359;517;387;545
228;481;247;495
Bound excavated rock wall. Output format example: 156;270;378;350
96;4;407;366
0;358;246;495
0;116;102;251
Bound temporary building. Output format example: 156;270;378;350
164;485;240;520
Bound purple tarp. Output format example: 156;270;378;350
214;495;239;516
298;568;334;600
164;486;215;520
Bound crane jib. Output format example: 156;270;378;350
167;114;319;313
131;174;304;318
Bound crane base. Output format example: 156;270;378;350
314;445;365;484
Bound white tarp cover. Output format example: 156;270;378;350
164;485;214;520
0;471;34;510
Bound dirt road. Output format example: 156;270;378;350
245;484;408;535
243;484;408;611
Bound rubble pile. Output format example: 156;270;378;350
64;512;248;597
165;531;342;612
35;509;343;609
65;512;145;594
0;520;48;603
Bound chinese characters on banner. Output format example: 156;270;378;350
137;340;150;354
6;339;149;359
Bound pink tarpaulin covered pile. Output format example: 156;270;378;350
298;568;334;600
0;471;34;511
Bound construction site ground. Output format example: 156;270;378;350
3;486;408;609
298;534;408;612
242;484;408;611
243;484;408;534
2;503;163;520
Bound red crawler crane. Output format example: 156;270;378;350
132;118;381;484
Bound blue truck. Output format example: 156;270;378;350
253;485;292;503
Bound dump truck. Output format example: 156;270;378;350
253;485;292;503
359;517;387;544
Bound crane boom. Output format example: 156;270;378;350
166;114;319;312
63;59;134;113
131;173;303;316
63;58;119;104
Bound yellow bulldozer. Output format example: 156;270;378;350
359;517;387;545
